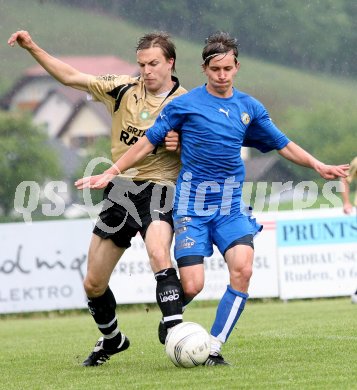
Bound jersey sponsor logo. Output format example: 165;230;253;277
219;108;230;117
241;112;251;125
120;125;147;145
178;216;192;224
176;236;196;250
96;74;116;82
159;291;180;302
174;217;192;229
120;130;138;146
175;226;188;235
126;125;146;137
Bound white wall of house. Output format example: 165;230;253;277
60;105;109;147
10;79;57;110
33;93;75;138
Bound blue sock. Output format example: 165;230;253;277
211;285;248;343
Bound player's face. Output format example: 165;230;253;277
137;47;174;95
203;50;240;98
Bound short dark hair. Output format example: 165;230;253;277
202;31;239;66
136;32;176;73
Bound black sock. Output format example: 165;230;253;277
155;268;183;328
87;287;119;338
183;295;193;309
102;332;123;350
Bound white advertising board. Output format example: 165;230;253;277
1;208;355;313
277;214;357;299
0;216;279;313
0;219;92;313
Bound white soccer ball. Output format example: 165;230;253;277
165;321;210;368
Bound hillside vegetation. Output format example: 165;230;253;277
1;0;356;166
1;1;356;111
52;0;357;78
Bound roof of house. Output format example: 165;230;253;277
33;86;112;138
244;155;296;183
48;86;111;123
57;95;112;139
33;86;85;111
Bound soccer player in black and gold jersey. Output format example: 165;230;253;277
8;30;186;366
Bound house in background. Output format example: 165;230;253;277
0;56;138;213
244;155;300;208
32;86;112;148
1;56;138;111
0;56;138;148
245;155;295;184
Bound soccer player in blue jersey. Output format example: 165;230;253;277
75;32;349;365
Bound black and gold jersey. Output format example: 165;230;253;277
88;74;186;184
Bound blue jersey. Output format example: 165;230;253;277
146;85;290;215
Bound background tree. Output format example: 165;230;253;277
278;102;357;183
52;0;357;77
0;111;62;216
74;136;111;206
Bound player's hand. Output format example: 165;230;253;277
8;30;34;49
74;173;116;190
165;130;180;152
315;163;350;180
343;202;353;214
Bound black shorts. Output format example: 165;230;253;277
93;177;174;248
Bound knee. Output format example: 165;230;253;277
182;280;204;299
232;264;253;283
83;277;106;298
242;266;253;283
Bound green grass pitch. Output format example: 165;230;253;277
1;298;356;390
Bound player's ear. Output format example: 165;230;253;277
168;57;174;70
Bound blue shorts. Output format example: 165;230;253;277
173;208;262;265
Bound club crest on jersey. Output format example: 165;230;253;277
140;109;150;120
241;112;251;125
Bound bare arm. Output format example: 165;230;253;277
278;141;350;180
8;30;91;91
340;177;353;214
74;136;155;189
108;136;155;174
